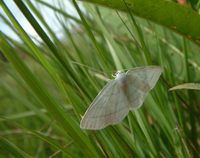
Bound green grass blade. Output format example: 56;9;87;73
0;137;32;158
0;37;99;157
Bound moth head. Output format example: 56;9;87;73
113;70;125;79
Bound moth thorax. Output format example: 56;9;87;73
115;71;126;80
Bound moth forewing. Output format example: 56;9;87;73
126;66;163;89
80;80;129;130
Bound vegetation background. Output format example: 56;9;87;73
0;0;200;157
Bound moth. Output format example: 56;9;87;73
80;66;163;130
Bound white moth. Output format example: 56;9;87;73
80;66;163;130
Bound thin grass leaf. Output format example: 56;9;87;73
170;83;200;90
30;131;74;158
0;137;32;158
79;0;200;46
0;37;100;157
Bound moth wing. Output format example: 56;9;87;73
126;66;162;109
80;80;129;130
